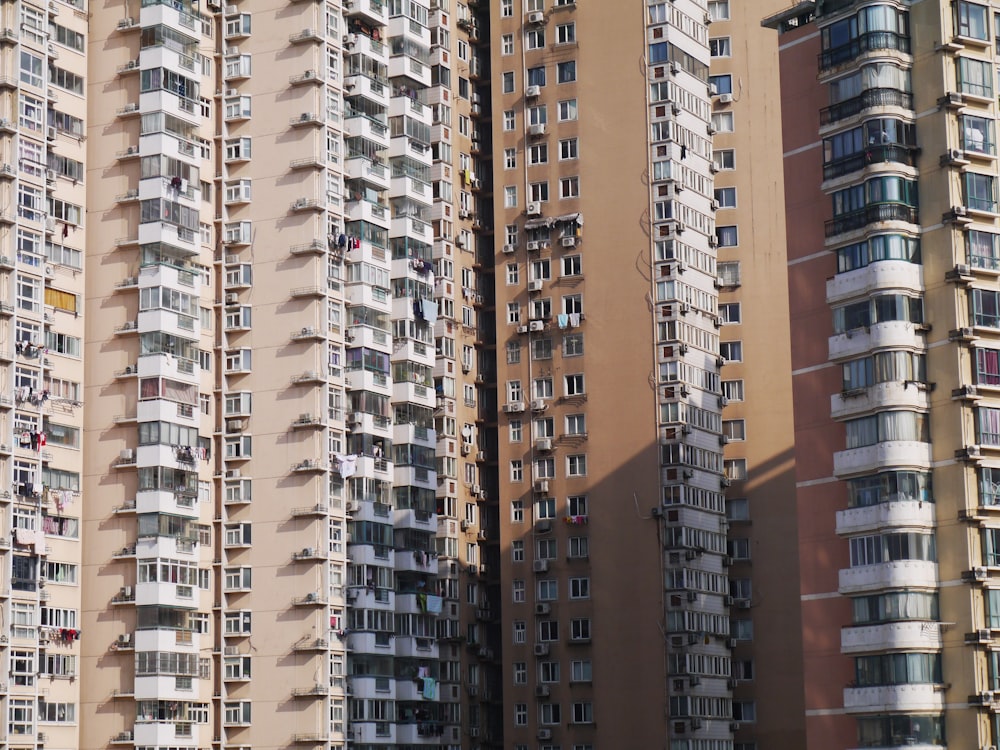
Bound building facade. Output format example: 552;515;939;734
768;0;1000;748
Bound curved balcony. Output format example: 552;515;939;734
833;440;932;477
843;683;944;713
826;260;923;305
831;380;930;420
823;144;918;182
826;204;919;239
828;320;926;362
835;499;935;536
841;620;943;654
820;88;913;127
819;31;911;72
838;560;938;594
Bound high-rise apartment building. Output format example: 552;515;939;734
492;1;804;748
0;0;820;748
767;0;1000;747
0;0;88;746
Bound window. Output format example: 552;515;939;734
511;460;523;482
715;187;737;208
538;579;558;600
962;114;995;155
511;499;524;523
512;540;525;561
528;105;547;125
504;148;517;169
514;703;527;726
733;701;757;723
539;702;561;725
708;0;730;20
569;536;589;559
725;458;748;481
572;702;594;725
507;302;521;325
566;414;586;436
720;341;743;362
956;2;989;40
557;23;576;44
571;618;591;641
502;34;514;55
558;99;578;121
718;261;741;286
716;225;739;246
502;71;515;93
501;0;513;16
710;37;732;56
513;579;525;602
571;660;592;683
569;577;590;599
557;60;577;83
711;112;734;133
537;539;557;560
565;374;585;395
20;51;43;88
504;185;517;208
560;138;579;160
966;172;997;212
567;454;587;477
530;182;549;202
723;419;747;441
503;110;515;131
536;496;556;520
527;66;546;87
710;74;733;95
526;28;545;49
959;57;993;98
559;176;580;199
564;333;584;356
529;143;549;165
513;621;526;644
720;302;741;324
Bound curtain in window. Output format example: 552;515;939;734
979;407;1000;445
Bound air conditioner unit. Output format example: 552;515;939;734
504;401;526;412
533;643;550;656
718;93;733;103
535;603;551;615
47;126;57;141
226;420;243;433
534;480;549;493
535;685;550;697
531;398;547;411
528;279;543;292
533;560;549;573
561;236;577;247
458;209;470;220
226;46;240;55
529;321;545;332
526;202;542;217
537;729;552;741
526;241;541;251
117;633;131;645
226;88;239;97
225;469;241;478
502;244;516;254
120;449;134;461
536;438;552;451
225;293;239;304
527;10;545;23
476;451;486;462
525;85;541;98
528;123;546;137
516;325;529;335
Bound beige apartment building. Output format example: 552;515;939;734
768;0;1000;748
0;0;818;748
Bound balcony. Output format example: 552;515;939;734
838;560;938;594
825;203;918;238
820;88;913;127
842;683;944;713
818;31;911;72
830;380;930;421
823;144;918;181
835;499;935;536
841;620;942;655
828;320;927;362
826;260;923;305
832;440;932;477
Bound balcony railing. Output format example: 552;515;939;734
819;31;911;71
823;144;917;180
820;88;913;126
825;203;918;237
